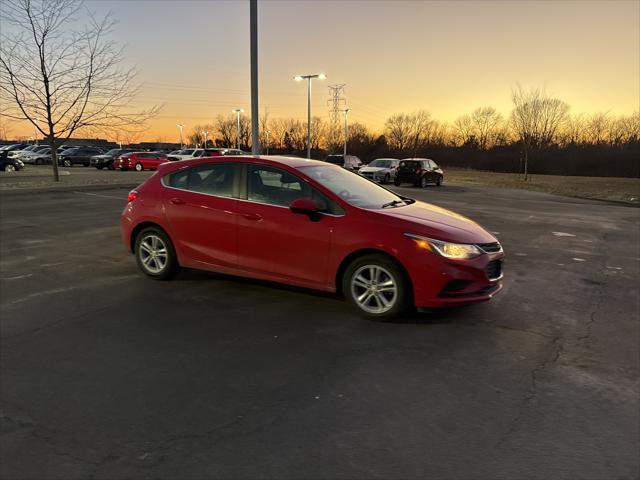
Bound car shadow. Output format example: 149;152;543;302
171;268;474;325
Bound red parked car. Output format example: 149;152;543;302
114;152;169;171
121;156;504;319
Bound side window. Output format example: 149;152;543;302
431;161;439;169
165;163;235;197
247;165;343;214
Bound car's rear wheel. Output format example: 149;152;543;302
135;227;178;280
394;179;401;186
343;254;410;320
107;163;114;170
135;163;143;172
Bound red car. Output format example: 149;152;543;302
121;156;504;319
114;152;169;171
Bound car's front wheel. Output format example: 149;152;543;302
383;173;390;184
4;164;16;172
135;227;178;280
436;175;443;186
63;159;72;167
420;176;428;188
343;254;410;320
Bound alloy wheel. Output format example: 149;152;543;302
5;164;16;172
138;234;168;274
350;264;398;314
135;163;143;171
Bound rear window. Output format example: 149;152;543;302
326;155;344;165
399;161;420;169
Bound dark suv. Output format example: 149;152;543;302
394;158;443;187
58;147;104;167
90;149;134;170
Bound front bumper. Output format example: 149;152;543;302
406;248;505;308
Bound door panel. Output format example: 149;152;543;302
236;201;336;286
162;163;239;268
236;164;338;286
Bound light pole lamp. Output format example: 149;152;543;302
294;73;326;158
176;124;185;148
342;108;350;156
232;108;244;150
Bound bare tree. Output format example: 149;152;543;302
510;85;569;180
0;119;12;141
453;114;475;146
0;0;159;181
384;113;412;150
470;107;503;150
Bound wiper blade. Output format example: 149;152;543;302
381;199;405;209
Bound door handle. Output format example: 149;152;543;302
170;197;185;205
242;213;263;221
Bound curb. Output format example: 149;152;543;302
0;183;140;196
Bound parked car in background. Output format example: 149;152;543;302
2;143;31;157
22;147;53;165
121;156;503;319
326;154;362;171
13;144;42;159
358;158;400;184
394;158;444;187
114;152;168;171
58;147;104;167
0;150;25;172
90;149;134;170
167;148;228;161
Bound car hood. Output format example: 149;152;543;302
372;201;497;244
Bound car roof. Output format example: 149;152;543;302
157;155;328;173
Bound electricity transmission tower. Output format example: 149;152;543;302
327;84;346;151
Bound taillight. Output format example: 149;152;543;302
127;190;139;202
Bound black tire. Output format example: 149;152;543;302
95;166;102;170
35;158;43;165
135;163;143;172
107;162;115;170
134;227;178;280
342;253;411;320
420;176;428;188
394;179;401;187
436;175;443;186
383;173;390;184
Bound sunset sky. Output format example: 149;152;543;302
4;0;639;142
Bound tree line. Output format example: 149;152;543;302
186;86;638;178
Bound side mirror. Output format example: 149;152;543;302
289;197;321;215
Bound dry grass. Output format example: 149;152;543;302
445;168;640;205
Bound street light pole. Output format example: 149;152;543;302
343;108;350;156
232;108;244;149
176;124;185;148
294;73;326;158
203;130;209;148
250;0;260;155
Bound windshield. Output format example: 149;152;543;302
369;159;393;168
300;164;407;209
181;149;194;155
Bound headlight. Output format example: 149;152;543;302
404;233;482;259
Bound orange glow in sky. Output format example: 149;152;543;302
3;0;639;142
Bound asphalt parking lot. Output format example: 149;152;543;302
1;183;638;479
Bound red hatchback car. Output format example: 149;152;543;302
114;152;169;171
121;156;504;319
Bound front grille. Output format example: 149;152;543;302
486;260;503;280
477;242;502;253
